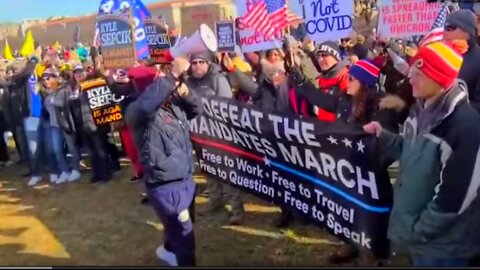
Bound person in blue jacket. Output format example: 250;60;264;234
125;56;202;266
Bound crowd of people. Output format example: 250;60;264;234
1;7;480;268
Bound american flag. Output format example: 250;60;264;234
93;27;101;48
287;10;304;24
242;0;287;38
419;3;459;47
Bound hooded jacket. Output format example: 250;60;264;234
379;81;480;258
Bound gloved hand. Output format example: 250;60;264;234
288;66;305;85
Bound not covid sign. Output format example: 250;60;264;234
304;0;354;43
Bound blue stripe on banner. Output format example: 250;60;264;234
269;160;391;213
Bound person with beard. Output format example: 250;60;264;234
184;51;245;225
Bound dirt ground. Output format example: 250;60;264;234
0;159;408;266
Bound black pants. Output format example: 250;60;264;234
0;111;9;162
84;132;119;181
11;122;28;163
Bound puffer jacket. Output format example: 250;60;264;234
125;74;202;187
186;64;232;99
379;80;480;258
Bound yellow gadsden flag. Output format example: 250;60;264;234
20;30;35;57
3;40;14;60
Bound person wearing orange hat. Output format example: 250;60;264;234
364;40;480;266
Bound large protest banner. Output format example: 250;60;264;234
97;10;136;69
190;97;392;256
304;0;354;42
180;5;222;36
216;21;236;52
80;78;125;127
144;18;171;63
378;0;442;38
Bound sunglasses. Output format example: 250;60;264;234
445;25;458;32
316;52;331;58
191;61;206;65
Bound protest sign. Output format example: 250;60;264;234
377;0;443;38
180;5;221;36
215;21;236;52
97;0;150;59
80;78;125;127
190;96;392;257
304;0;354;43
97;11;136;69
144;18;171;63
235;0;283;53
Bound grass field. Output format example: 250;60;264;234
0;159;407;266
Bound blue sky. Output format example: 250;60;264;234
1;0;163;22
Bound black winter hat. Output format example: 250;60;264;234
350;43;369;60
445;10;477;37
316;41;341;61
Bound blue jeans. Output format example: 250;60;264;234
44;125;69;175
23;117;44;176
147;178;196;266
413;257;469;267
63;131;81;171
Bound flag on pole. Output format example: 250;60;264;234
93;27;101;48
287;10;303;24
419;3;459;47
20;30;35;57
241;0;287;38
74;24;81;44
3;40;14;60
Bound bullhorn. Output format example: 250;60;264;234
170;24;218;57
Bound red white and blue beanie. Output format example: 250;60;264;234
349;60;380;87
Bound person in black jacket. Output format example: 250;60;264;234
125;56;202;267
444;9;480;114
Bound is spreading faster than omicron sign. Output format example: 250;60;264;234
378;0;443;38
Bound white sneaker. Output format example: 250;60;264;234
67;170;81;182
28;176;42;186
1;161;13;167
56;172;69;184
50;174;59;184
155;245;178;266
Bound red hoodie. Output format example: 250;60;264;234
127;66;158;93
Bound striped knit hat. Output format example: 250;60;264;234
349;60;380;87
411;41;467;89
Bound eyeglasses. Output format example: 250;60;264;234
191;61;206;66
445;25;458;32
42;76;53;81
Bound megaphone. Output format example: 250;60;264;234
170;24;218;58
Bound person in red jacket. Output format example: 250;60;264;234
309;41;350;122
